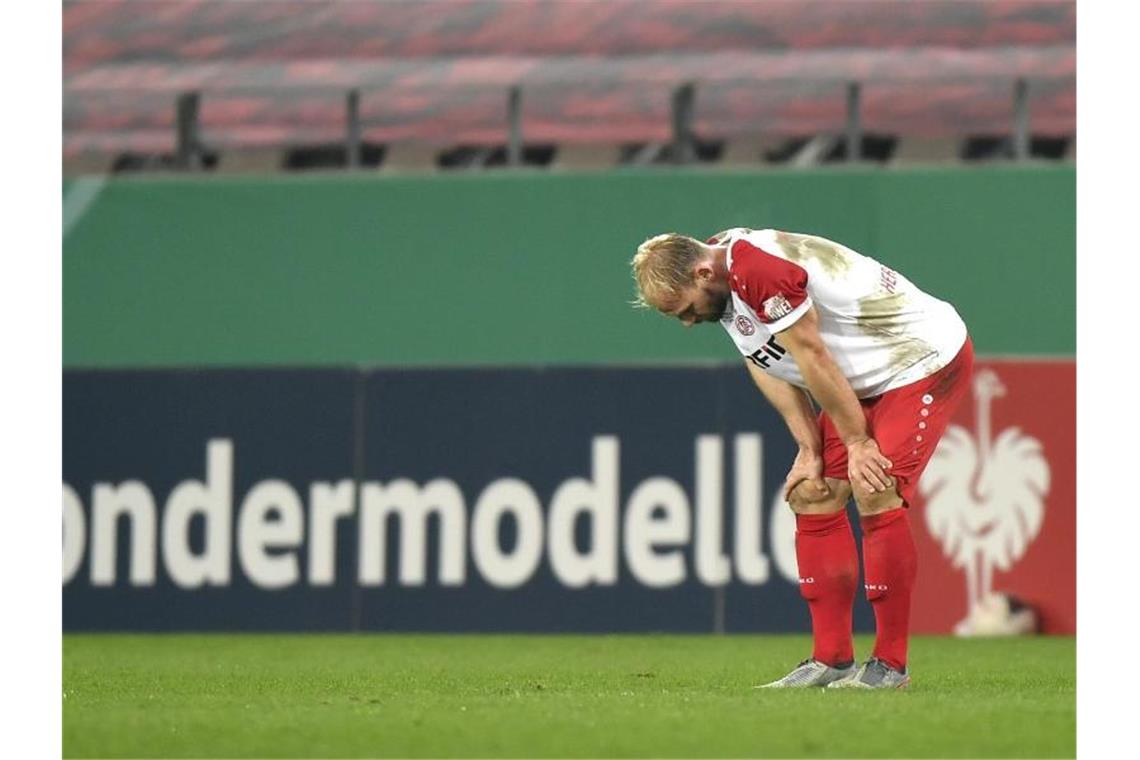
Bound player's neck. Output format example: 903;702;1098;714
710;245;729;279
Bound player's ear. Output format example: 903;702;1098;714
693;259;715;282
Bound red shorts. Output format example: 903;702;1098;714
820;338;975;506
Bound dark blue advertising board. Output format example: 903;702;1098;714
63;370;360;631
63;367;876;633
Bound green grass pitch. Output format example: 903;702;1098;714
63;633;1074;758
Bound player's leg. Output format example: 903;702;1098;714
829;481;915;689
758;415;857;688
789;476;856;666
833;340;976;689
758;477;856;688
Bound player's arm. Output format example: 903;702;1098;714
775;304;893;493
744;361;820;453
744;362;830;500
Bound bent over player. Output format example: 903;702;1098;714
631;228;973;689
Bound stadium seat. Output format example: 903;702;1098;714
63;1;1075;170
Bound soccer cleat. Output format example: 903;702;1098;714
826;657;910;689
754;658;856;689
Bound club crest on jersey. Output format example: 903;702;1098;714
734;315;756;335
762;294;793;321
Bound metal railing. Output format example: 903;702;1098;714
166;77;1040;169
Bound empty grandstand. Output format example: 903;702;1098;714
63;0;1075;173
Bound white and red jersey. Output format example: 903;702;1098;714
711;228;968;398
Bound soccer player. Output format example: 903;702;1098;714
631;228;973;689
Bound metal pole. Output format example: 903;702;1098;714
346;89;362;169
671;82;696;164
175;91;201;169
845;82;862;163
1013;78;1030;161
507;86;523;167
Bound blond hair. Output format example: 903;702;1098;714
630;233;706;309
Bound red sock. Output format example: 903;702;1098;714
795;511;857;666
861;508;918;671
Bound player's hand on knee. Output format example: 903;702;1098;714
784;449;830;503
846;438;893;494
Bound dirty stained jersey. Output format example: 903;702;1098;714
712;228;968;399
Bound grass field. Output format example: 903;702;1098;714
63;634;1074;758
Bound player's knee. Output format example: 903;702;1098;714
853;482;904;516
787;489;822;513
787;479;849;514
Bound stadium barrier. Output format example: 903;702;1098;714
63;360;1073;634
63;167;1075;368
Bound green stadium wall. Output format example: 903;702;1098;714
63;166;1074;367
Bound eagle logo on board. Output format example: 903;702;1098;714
762;294;793;321
735;315;756;335
918;369;1050;635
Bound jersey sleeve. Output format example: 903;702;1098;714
729;239;812;333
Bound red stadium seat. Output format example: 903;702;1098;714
63;0;1075;163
